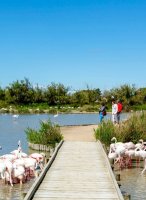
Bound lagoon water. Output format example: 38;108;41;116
0;112;129;155
0;112;102;155
0;112;141;200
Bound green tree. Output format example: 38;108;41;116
103;84;137;111
5;78;34;104
72;90;89;106
45;83;69;105
86;85;101;104
0;86;5;100
33;84;45;103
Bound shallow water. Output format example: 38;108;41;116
0;178;34;200
117;166;146;200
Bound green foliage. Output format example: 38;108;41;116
0;100;8;109
5;78;34;104
102;84;137;111
94;120;115;146
1;79;146;113
132;104;146;111
86;85;101;104
117;112;146;143
79;105;99;112
25;120;63;148
72;91;89;106
72;87;101;107
0;87;5;100
16;106;30;113
59;106;72;113
48;107;58;114
94;112;146;147
45;82;70;105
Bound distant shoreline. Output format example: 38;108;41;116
0;108;114;115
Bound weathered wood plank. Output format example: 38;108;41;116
33;198;119;200
33;190;119;198
40;181;115;189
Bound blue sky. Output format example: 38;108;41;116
0;0;146;91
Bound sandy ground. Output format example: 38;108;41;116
60;125;98;142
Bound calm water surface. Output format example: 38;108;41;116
117;166;146;200
0;112;139;200
0;113;129;154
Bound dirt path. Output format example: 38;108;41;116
60;125;98;142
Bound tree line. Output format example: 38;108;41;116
0;78;146;111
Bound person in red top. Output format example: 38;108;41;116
117;100;123;124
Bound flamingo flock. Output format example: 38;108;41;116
108;137;146;173
0;141;46;186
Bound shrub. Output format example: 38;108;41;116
25;120;63;148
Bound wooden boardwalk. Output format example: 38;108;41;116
24;141;124;200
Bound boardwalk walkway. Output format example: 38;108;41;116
25;141;124;200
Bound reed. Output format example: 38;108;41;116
94;120;115;146
25;120;63;148
94;111;146;147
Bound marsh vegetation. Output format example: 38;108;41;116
94;111;146;147
25;120;63;148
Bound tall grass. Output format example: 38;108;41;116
94;120;115;146
25;120;63;148
94;111;146;147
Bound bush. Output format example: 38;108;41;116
25;120;63;148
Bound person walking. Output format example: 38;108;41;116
99;103;107;123
112;100;118;124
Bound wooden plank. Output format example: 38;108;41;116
33;191;119;198
39;181;115;189
33;198;119;200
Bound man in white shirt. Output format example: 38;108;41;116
112;100;118;124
